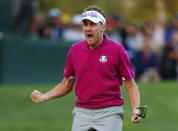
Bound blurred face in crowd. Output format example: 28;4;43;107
172;31;178;44
172;32;178;60
142;22;155;37
173;18;178;29
50;16;62;26
143;37;153;53
82;19;105;49
125;23;138;36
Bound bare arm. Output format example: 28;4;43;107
124;79;141;123
31;77;75;103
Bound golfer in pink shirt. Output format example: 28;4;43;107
31;5;142;131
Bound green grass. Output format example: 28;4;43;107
0;81;178;131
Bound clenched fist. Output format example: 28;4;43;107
131;108;141;123
31;90;46;103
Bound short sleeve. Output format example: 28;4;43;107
63;48;75;79
118;47;135;80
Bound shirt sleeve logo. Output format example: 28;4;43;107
99;55;107;63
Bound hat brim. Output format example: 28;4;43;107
81;16;101;24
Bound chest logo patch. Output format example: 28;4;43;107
99;56;107;63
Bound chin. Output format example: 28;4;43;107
87;40;93;45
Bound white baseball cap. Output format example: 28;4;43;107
48;8;61;18
81;11;106;25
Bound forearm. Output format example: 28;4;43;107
124;79;140;110
44;84;69;101
43;78;74;101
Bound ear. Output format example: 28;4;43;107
101;24;106;32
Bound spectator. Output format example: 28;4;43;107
165;13;178;45
134;36;160;82
125;23;144;63
151;21;165;55
63;14;85;42
140;0;166;56
29;13;46;39
142;21;164;56
105;14;129;49
172;31;178;79
160;16;178;79
13;0;38;36
160;47;177;79
38;8;64;40
105;14;123;43
153;0;166;49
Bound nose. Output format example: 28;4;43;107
84;24;92;31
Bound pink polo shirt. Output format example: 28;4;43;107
64;36;134;109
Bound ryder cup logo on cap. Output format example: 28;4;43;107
99;55;107;63
81;11;106;25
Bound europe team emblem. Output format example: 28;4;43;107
99;56;107;63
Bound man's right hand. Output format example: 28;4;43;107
31;90;46;103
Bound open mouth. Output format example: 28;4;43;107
87;34;93;39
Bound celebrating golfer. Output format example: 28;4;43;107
31;5;142;131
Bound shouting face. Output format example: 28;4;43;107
82;19;105;49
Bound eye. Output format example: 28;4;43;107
90;22;96;27
82;22;87;26
82;20;89;26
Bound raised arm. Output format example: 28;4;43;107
31;77;75;103
124;79;141;123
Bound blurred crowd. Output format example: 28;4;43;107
13;1;178;82
106;13;178;82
